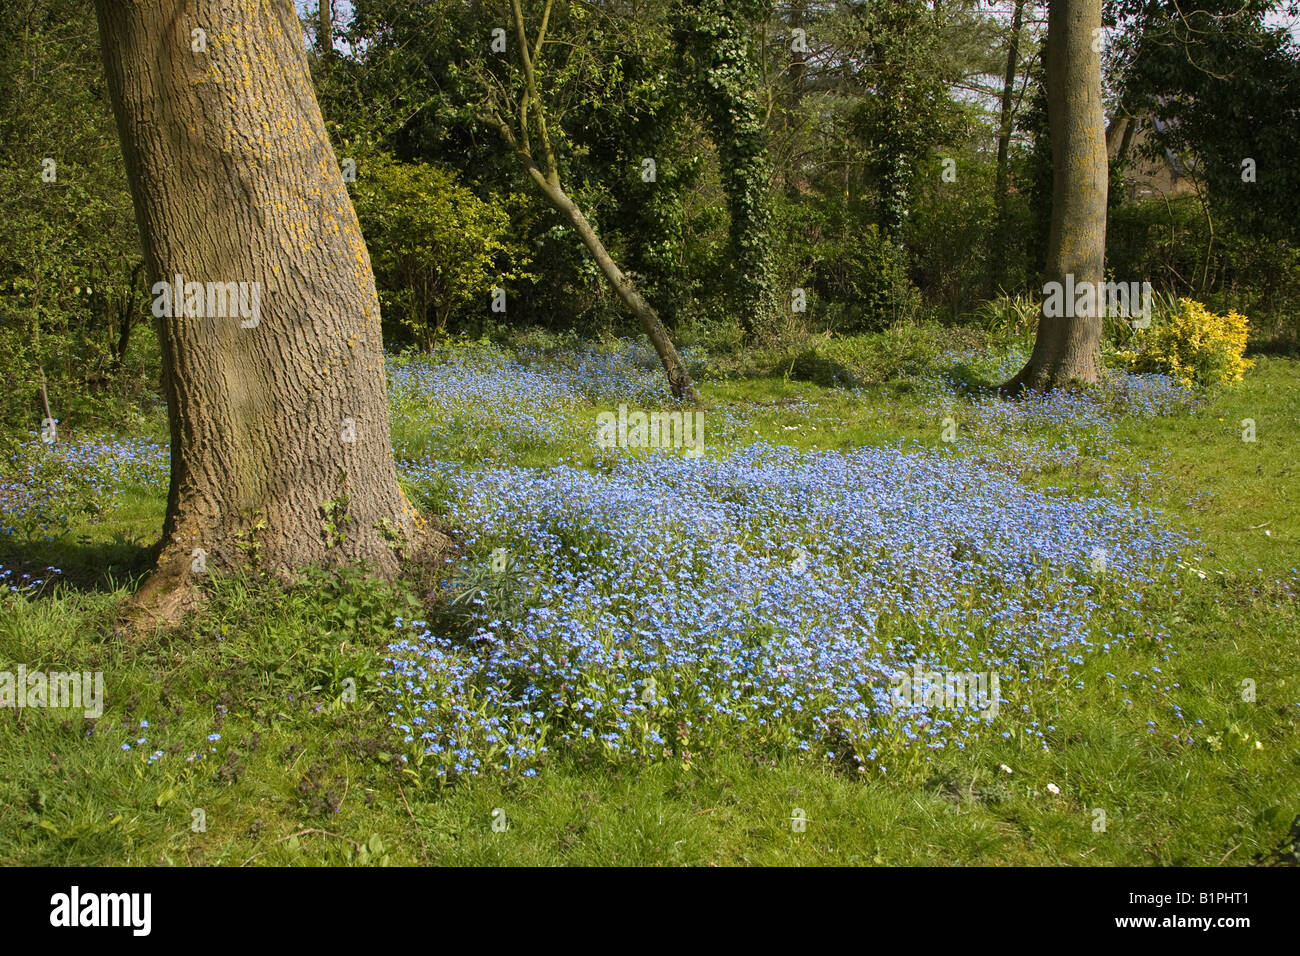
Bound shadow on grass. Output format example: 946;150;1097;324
942;362;1003;398
0;534;154;597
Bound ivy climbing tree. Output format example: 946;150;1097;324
673;0;780;336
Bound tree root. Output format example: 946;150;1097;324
115;517;456;639
116;553;204;637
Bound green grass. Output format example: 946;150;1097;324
1;339;1297;866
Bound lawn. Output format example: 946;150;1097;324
1;331;1296;865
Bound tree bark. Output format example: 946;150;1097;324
319;0;333;54
94;0;434;623
1003;0;1108;393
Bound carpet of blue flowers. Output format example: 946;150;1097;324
379;341;1199;781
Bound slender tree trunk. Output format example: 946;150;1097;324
545;185;698;402
485;0;698;402
37;367;53;437
94;0;434;623
1002;0;1108;393
319;0;333;54
1108;111;1137;202
790;0;807;93
111;260;145;371
992;0;1026;293
516;169;699;401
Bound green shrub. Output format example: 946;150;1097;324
786;322;962;388
1106;196;1300;354
968;293;1039;343
812;224;922;334
1202;233;1300;354
350;153;532;350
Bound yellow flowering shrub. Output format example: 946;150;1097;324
1114;297;1253;388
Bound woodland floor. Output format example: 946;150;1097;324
1;331;1297;865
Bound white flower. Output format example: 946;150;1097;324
999;763;1013;774
1046;783;1061;795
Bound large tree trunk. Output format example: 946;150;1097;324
94;0;432;623
1002;0;1108;393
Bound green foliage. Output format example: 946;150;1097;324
825;0;972;238
339;0;711;338
0;0;153;433
1108;0;1300;244
1106;194;1206;295
812;224;922;334
1202;232;1300;354
323;0;1057;347
784;322;971;388
1097;0;1300;355
1107;195;1300;354
906;147;1001;316
969;293;1040;343
350;154;531;349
